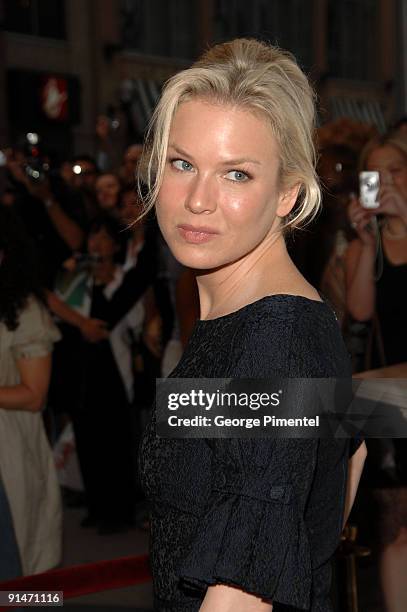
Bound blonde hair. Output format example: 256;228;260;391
138;38;321;231
359;132;407;171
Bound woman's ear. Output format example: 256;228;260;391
276;183;301;218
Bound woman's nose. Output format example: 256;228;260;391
184;176;217;214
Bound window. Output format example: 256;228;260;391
120;0;197;59
213;0;313;71
3;0;66;40
327;0;379;80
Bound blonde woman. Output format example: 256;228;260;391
346;133;407;612
346;133;407;368
138;39;367;611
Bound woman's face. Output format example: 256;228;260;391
156;99;294;270
366;145;407;200
87;227;118;261
95;174;121;209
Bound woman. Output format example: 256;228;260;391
138;39;367;611
0;206;62;576
346;133;407;611
346;132;407;368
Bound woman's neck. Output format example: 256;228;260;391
196;231;307;320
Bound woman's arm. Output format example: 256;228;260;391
343;441;368;528
0;354;52;412
345;239;376;321
25;180;85;251
46;291;108;342
345;196;377;321
200;584;272;611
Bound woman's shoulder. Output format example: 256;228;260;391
236;293;335;334
19;295;50;324
13;295;61;347
233;294;351;377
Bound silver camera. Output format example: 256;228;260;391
359;171;380;209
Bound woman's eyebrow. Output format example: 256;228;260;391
167;144;194;161
219;157;262;166
168;144;261;166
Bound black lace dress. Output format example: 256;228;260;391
139;295;361;611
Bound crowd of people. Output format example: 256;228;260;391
0;130;193;577
0;109;406;607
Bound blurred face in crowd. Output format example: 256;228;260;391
119;190;143;226
87;226;118;262
124;144;143;167
95;173;121;210
156;99;296;270
72;159;98;191
121;144;143;184
366;145;407;200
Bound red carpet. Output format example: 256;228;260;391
0;555;152;610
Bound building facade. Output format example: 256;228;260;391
0;0;405;158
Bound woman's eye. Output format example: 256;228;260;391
171;159;193;172
225;170;250;182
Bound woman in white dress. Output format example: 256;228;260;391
0;206;62;576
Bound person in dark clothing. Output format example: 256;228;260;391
137;38;367;611
346;132;407;608
346;132;407;369
54;215;155;534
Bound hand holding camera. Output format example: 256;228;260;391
359;169;407;218
348;193;377;247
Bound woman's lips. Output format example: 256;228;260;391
177;224;219;244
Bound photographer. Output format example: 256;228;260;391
51;215;156;534
345;133;407;610
345;132;407;368
5;144;87;288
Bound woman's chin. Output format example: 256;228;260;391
166;244;226;270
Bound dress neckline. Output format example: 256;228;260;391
197;293;327;324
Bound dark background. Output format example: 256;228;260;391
0;0;406;159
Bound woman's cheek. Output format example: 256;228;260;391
222;194;257;224
158;176;181;211
395;177;407;199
